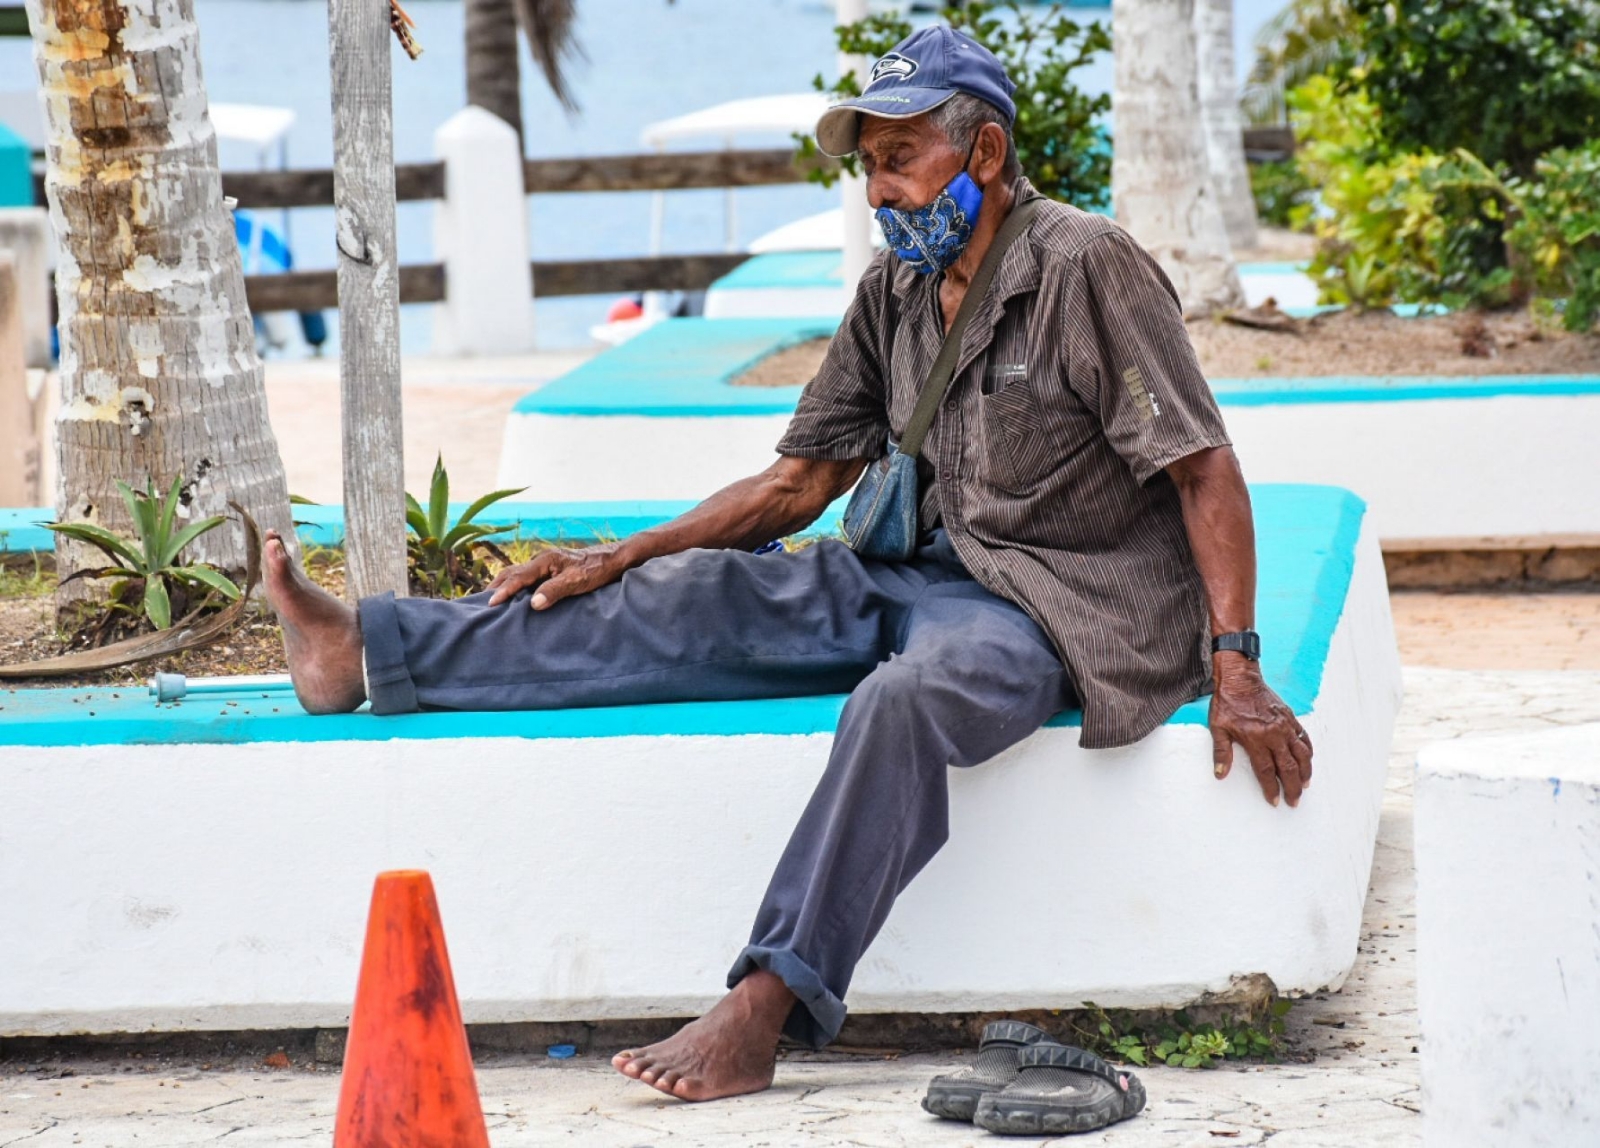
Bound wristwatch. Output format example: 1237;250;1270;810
1212;630;1261;661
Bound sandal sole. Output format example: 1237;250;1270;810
921;1082;990;1122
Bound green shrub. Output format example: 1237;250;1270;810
1249;158;1318;230
795;1;1112;209
1339;0;1600;178
1288;76;1447;308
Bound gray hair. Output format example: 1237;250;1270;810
927;93;1020;178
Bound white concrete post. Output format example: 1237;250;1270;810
0;254;36;506
1415;723;1600;1148
432;106;537;357
836;0;873;295
0;208;54;368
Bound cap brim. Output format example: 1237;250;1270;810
814;89;957;157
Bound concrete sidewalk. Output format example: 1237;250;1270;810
5;666;1599;1147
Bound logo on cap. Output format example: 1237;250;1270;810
867;53;918;88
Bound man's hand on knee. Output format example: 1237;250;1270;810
487;542;627;610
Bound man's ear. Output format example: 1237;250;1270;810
973;122;1008;187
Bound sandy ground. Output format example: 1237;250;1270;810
261;351;591;504
5;665;1598;1146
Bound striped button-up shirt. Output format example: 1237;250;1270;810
776;183;1232;748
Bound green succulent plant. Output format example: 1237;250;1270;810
405;455;525;598
45;476;240;631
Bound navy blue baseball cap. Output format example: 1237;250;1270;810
815;26;1018;158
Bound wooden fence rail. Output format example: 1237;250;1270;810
242;252;754;314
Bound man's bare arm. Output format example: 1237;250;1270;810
1166;445;1314;807
486;455;868;610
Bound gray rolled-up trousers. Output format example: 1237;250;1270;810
358;531;1076;1047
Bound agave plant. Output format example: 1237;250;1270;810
406;455;525;598
45;476;241;632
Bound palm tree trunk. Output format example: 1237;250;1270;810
1111;0;1244;316
465;0;524;144
1196;0;1260;251
26;0;294;610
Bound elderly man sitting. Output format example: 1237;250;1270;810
263;24;1311;1125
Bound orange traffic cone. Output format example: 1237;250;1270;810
333;870;490;1148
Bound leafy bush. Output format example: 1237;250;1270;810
1288;76;1447;308
1433;144;1600;331
1077;1000;1292;1070
795;1;1112;209
1340;0;1600;178
1289;74;1600;327
1249;158;1318;230
46;476;239;632
405;456;524;598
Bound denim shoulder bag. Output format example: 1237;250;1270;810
842;195;1041;561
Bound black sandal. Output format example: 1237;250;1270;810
921;1020;1052;1122
973;1042;1147;1136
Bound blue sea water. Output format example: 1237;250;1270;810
0;0;1282;354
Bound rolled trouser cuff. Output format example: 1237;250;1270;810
355;592;420;715
727;945;846;1050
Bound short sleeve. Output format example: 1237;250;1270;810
774;252;893;461
1064;231;1231;483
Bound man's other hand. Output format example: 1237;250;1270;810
486;542;627;610
1208;654;1314;807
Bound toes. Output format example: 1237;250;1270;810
617;1052;650;1080
654;1070;681;1095
610;1050;636;1070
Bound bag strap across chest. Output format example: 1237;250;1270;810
898;194;1041;459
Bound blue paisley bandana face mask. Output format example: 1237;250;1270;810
876;168;984;275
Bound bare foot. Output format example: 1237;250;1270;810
262;530;367;715
611;971;795;1102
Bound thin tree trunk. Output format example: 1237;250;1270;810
1196;0;1259;251
1111;0;1244;316
330;0;407;600
465;0;523;146
26;0;294;614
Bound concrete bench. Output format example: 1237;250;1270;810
1416;724;1600;1147
496;317;1600;540
0;485;1399;1037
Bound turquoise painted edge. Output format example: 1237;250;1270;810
0;484;1364;746
0;498;853;556
1209;375;1600;405
513;316;840;418
509;319;1600;417
713;251;846;292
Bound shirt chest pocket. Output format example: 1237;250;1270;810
977;377;1056;493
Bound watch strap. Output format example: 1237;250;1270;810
1212;630;1261;660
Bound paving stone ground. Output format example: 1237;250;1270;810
5;666;1598;1147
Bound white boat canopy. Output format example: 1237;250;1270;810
210;104;297;151
638;93;830;150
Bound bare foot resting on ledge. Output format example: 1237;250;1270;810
612;970;795;1102
262;530;367;715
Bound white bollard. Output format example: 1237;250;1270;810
431;107;537;356
0;208;54;369
1416;723;1600;1147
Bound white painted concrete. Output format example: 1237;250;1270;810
1225;393;1600;540
1415;723;1600;1148
0;525;1398;1036
431;108;537;357
0;207;54;368
500;411;794;501
501;392;1600;537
